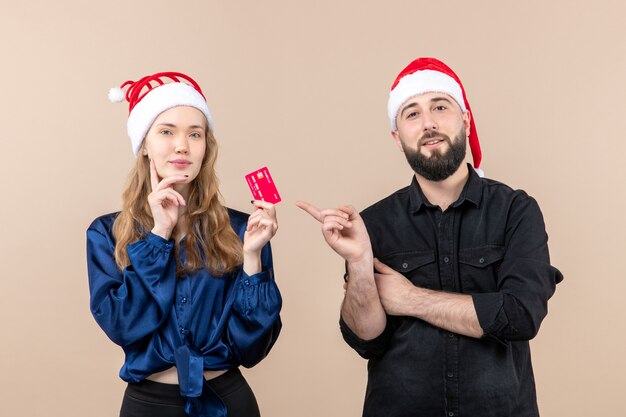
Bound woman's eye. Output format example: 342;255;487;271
160;129;173;135
190;132;202;138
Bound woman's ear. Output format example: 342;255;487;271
142;147;149;156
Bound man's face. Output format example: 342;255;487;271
392;92;470;181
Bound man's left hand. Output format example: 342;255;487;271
373;258;419;316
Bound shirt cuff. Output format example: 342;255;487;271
339;315;391;358
145;232;174;250
472;292;509;345
241;268;273;285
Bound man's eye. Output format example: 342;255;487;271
434;105;447;111
407;111;419;118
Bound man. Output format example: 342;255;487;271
296;57;563;417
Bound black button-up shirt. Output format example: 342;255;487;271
340;165;563;417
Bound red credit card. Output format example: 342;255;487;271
245;166;282;204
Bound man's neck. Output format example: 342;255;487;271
415;164;470;211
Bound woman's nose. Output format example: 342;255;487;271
174;135;189;153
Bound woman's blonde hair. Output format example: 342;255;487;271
112;127;243;275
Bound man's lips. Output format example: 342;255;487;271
421;137;446;147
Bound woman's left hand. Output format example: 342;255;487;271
243;200;278;256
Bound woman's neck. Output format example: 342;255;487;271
172;184;190;242
174;183;190;201
173;206;189;242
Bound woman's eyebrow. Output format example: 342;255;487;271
155;123;205;129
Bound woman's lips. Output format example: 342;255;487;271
170;160;191;169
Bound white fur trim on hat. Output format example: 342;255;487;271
127;82;214;155
387;70;466;130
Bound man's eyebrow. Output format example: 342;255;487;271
400;96;457;118
430;96;454;105
400;102;419;118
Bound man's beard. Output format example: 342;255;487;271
401;128;467;182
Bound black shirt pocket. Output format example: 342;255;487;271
378;250;437;289
458;245;505;293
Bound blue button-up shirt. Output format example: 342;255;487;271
87;209;282;417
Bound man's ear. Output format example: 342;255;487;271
391;130;404;152
463;111;472;137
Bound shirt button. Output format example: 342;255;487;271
448;333;455;338
180;327;188;335
181;297;188;304
244;279;250;286
447;372;454;378
443;256;450;263
402;262;409;269
448;412;454;417
479;257;485;264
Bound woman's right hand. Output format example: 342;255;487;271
148;159;187;240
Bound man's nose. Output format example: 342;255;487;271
422;110;438;131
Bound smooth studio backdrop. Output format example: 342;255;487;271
1;1;624;416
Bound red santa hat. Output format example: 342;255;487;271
387;57;482;174
108;72;214;156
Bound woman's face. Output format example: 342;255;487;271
142;106;208;187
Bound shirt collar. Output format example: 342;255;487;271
452;164;483;208
409;163;483;212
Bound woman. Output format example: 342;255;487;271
87;72;282;417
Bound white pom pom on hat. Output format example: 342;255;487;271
108;87;126;103
108;72;214;156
